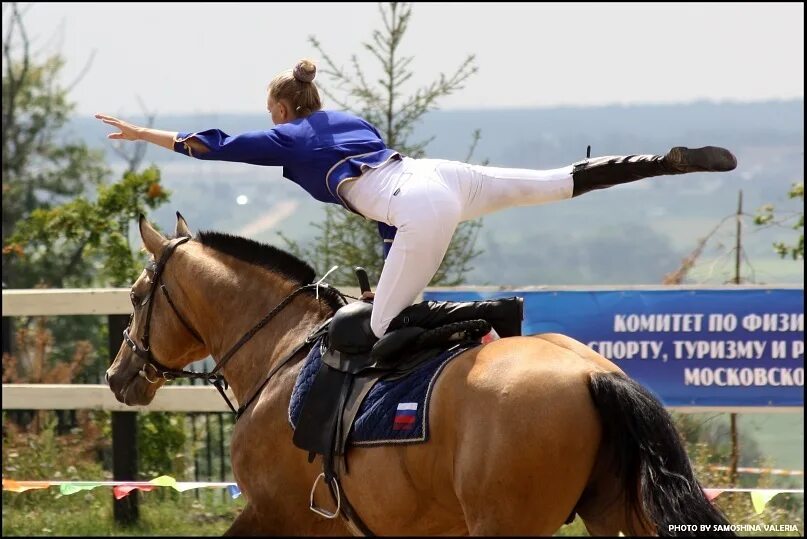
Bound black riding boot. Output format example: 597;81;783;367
571;146;737;197
387;297;524;338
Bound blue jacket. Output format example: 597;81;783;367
173;110;400;258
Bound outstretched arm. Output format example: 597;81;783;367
95;113;210;155
95;113;293;165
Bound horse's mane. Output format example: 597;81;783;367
193;231;344;312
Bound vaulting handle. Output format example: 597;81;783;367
354;267;371;295
309;473;341;519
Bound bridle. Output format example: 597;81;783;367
121;235;345;418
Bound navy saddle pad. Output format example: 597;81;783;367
288;340;478;446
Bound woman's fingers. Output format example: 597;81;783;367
96;114;120;127
96;113;136;140
96;113;126;128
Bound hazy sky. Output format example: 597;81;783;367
11;2;805;116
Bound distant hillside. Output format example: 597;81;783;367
71;99;804;286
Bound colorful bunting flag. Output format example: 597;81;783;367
703;488;724;501
227;485;242;499
2;479;49;493
2;476;241;500
113;485;156;499
59;483;102;496
750;489;782;514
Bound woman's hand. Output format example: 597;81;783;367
360;291;375;302
95;113;142;141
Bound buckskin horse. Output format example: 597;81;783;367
105;213;734;537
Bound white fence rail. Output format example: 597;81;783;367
2;384;232;413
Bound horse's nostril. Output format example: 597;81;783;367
104;371;110;384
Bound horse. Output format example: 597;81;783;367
105;213;735;536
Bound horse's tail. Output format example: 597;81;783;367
587;371;736;537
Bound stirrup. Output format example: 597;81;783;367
309;472;341;519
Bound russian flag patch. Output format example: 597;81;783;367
393;402;418;431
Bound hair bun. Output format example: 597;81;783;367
293;59;317;83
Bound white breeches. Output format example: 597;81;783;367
339;156;573;338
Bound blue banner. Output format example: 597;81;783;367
423;288;804;407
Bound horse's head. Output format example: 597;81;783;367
106;213;209;405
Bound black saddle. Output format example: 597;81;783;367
293;300;490;458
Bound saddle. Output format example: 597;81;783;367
292;269;523;526
293;301;492;463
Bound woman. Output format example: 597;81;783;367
96;59;737;340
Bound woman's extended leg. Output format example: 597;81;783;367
435;145;737;221
368;146;736;337
434;160;574;222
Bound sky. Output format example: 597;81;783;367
9;2;805;117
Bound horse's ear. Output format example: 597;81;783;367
139;214;168;256
175;211;192;238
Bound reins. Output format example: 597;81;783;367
123;236;347;417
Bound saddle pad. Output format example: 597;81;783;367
289;340;479;446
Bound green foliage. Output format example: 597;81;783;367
3;164;170;378
754;181;804;261
552;422;804;536
1;3;172;381
2;489;243;537
282;2;483;285
1;5;180;493
137;413;187;480
4;166;170;287
2;4;110;288
3;411;241;536
2;413;106;483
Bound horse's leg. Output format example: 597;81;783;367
574;447;655;536
223;504;268;537
451;360;601;535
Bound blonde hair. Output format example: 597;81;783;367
268;59;322;118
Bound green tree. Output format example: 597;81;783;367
4;166;170;288
2;4;186;486
280;2;483;286
2;3;171;374
754;181;804;260
1;3;109;288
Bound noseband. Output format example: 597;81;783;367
122;235;346;417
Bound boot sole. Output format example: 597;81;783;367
666;146;737;172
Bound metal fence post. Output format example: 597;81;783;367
108;313;139;525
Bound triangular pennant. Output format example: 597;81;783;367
148;475;178;488
113;485;156;500
750;489;780;514
704;489;724;501
2;479;50;493
59;483;102;495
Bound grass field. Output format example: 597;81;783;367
2;489;244;536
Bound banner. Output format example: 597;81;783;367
423;288;804;407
